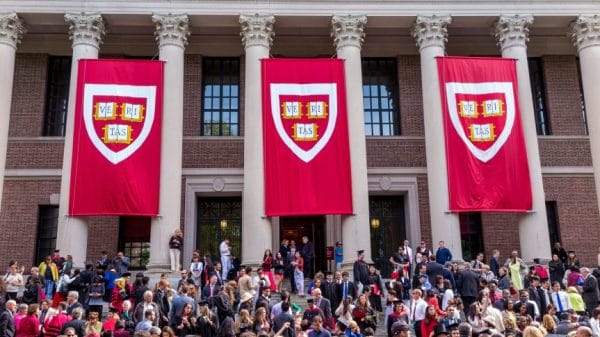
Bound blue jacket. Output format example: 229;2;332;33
435;247;453;265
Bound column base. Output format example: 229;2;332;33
144;263;173;276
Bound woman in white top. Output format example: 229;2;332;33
441;279;454;311
189;254;204;289
3;262;23;300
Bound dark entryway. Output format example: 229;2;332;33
369;196;406;277
280;216;327;275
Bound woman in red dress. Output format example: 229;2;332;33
262;249;277;292
420;305;439;337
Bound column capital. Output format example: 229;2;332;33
411;15;451;52
152;13;190;49
239;14;275;50
570;15;600;52
64;12;104;50
495;14;533;51
331;15;367;50
0;12;25;49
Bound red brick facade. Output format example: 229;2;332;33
2;53;599;269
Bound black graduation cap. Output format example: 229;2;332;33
198;299;209;306
357;249;365;255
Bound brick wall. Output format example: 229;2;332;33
183;54;202;136
544;176;599;266
10;53;48;137
538;138;592;167
182;138;244;168
417;175;432;246
398;56;424;136
481;212;520;264
6;139;64;169
86;216;120;261
366;138;426;167
0;179;60;268
543;56;587;136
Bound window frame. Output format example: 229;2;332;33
361;57;401;136
528;57;551;135
201;57;241;136
35;206;59;265
43;56;72;137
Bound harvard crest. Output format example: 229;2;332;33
445;82;516;163
270;83;338;163
83;84;157;164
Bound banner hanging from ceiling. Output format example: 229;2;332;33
437;56;532;212
262;58;353;216
69;59;163;216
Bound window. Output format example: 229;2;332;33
369;195;406;276
576;58;588;135
201;58;240;136
528;58;551;135
43;56;72;136
119;217;151;269
362;58;400;136
35;206;59;264
459;212;484;262
197;197;242;259
546;201;561;246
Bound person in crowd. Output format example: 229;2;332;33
365;265;384;312
567;251;581;269
421;305;440;337
273;252;286;293
335;242;344;272
580;267;599;316
168;229;183;272
301;236;315;280
220;239;232;281
112;272;133;313
196;300;219;337
170;302;195;337
505;251;526;291
61;307;85;337
386;301;408;337
262;249;277;292
38;256;59;300
3;263;23;302
292;251;305;297
436;241;453;266
568;287;586;315
16;303;39;337
353;250;369;296
84;311;103;335
549;254;566;287
134;290;161;327
114;252;131;276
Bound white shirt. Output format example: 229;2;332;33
404;246;413;262
550;290;572;312
410;298;427;322
590;317;600;337
219;241;230;257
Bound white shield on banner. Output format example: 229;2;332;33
270;83;337;163
445;82;516;163
83;84;157;164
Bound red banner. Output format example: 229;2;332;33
437;57;532;212
69;59;163;215
262;59;353;216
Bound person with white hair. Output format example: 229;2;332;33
134;290;161;327
581;267;599;316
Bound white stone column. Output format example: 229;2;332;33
56;13;104;267
495;15;551;261
239;14;275;266
0;13;25;211
571;15;600;220
147;13;189;272
331;15;373;266
411;15;463;261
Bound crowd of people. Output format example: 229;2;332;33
0;239;599;337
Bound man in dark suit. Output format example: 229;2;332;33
322;272;339;311
336;271;356;301
273;302;295;337
527;276;544;316
514;290;539;320
255;286;272;317
581;268;599;316
426;255;444;285
312;288;332;329
457;263;479;310
61;307;86;337
301;236;315;279
201;275;221;300
0;300;16;337
66;291;84;316
353;250;369;295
